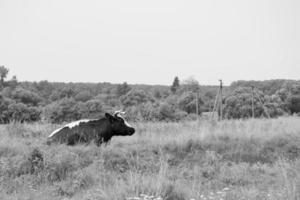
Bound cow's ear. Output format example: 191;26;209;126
105;113;115;122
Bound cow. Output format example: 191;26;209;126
46;111;135;146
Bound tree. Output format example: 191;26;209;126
6;76;18;89
223;87;284;119
170;76;180;94
287;95;300;114
264;102;285;117
125;102;160;121
120;89;154;107
153;89;162;99
291;84;300;95
275;88;290;102
158;102;187;121
76;99;104;118
0;66;9;88
178;91;204;114
7;103;41;122
181;77;200;93
116;82;131;97
0;95;14;123
284;83;300;114
50;87;75;101
11;87;42;106
35;80;54;100
74;90;93;102
44;98;79;123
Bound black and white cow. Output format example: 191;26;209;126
46;111;135;146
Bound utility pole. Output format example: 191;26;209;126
251;86;255;118
210;79;224;121
219;79;223;121
211;87;220;120
195;92;199;121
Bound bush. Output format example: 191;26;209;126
116;82;131;97
95;93;121;108
126;103;160;121
158;103;181;121
177;91;204;114
11;87;42;106
223;87;285;119
0;95;14;123
126;102;187;122
74;91;93;102
287;95;300;114
50;87;75;101
121;90;154;107
264;102;285;117
76;99;105;119
7;103;41;122
44;98;79;123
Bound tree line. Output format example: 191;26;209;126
0;66;299;123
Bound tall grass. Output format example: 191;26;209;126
0;117;300;200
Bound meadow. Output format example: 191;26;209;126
0;117;300;200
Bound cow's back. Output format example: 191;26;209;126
47;118;109;145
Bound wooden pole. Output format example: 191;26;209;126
251;86;255;118
196;92;199;121
219;79;223;121
211;87;220;120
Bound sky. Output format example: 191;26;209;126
0;0;299;86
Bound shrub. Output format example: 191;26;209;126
158;103;181;121
126;103;160;121
50;87;75;101
44;98;79;123
11;87;42;106
287;95;300;114
0;95;14;123
74;91;93;102
224;87;285;119
116;82;131;97
7;103;41;122
126;102;187;122
265;102;285;117
76;99;105;119
121;90;154;107
28;148;44;174
177;91;204;114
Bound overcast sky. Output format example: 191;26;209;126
0;0;299;85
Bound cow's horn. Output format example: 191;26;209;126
114;110;125;117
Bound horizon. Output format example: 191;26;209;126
10;74;300;87
1;0;299;86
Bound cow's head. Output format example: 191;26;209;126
105;111;135;136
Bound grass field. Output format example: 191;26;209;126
1;117;300;200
